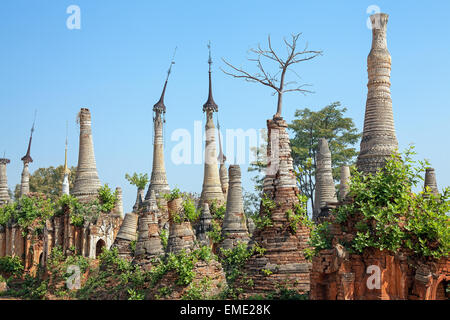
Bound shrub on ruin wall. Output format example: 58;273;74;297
0;193;53;235
312;147;450;260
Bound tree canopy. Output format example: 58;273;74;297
289;102;361;211
14;165;77;201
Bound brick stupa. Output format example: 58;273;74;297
241;117;311;296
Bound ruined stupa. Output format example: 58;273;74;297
200;44;225;206
356;13;398;174
241;117;311;295
0;158;11;206
135;191;164;265
167;198;196;254
20;117;35;198
72;108;101;201
133;188;145;213
424;167;439;196
112;212;138;260
313;138;337;221
339;165;351;201
219;165;250;250
196;202;213;248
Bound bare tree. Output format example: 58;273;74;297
221;33;322;118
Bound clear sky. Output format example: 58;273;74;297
1;0;449;212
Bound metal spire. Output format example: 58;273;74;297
154;47;177;114
64;121;70;174
21;110;37;164
203;41;218;113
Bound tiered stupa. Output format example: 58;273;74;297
0;158;11;206
356;13;398;174
200;43;225;206
313;138;337;221
72;108;101;201
219;165;249;250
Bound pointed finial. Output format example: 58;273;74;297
207;41;212;73
154;47;177;114
21;110;37;164
203;41;218;113
217;118;226;164
64;121;70;174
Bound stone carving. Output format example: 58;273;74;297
314;138;337;221
356;13;398;174
0;159;11;206
339;166;351;201
72;108;101;201
424;167;439;196
220;165;250;250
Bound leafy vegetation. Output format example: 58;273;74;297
14;165;77;201
310;147;450;260
253;194;276;230
125;172;149;191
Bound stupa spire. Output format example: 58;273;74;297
356;13;398;174
313;138;337;221
62;122;70;196
72;108;101;201
145;49;176;200
217;119;229;198
20;111;36;197
200;42;225;205
0;158;11;206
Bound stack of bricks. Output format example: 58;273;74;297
241;117;311;296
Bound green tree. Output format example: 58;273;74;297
289;102;361;212
14;165;77;201
125;173;149;191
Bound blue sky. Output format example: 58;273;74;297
0;0;449;212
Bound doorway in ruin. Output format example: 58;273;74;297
95;239;106;258
38;252;44;266
435;280;449;300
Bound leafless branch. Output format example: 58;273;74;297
221;33;323;117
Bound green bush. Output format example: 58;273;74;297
0;256;24;277
331;147;450;259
